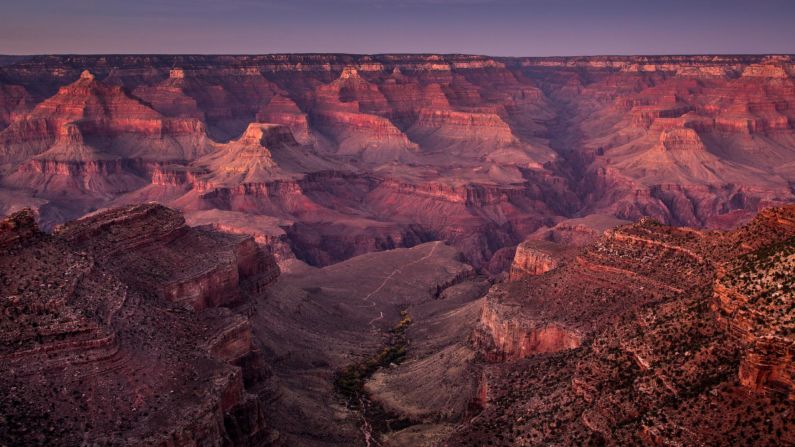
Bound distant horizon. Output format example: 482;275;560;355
3;1;794;56
2;52;794;58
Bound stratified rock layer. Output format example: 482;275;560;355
0;54;793;273
454;205;795;446
0;204;279;446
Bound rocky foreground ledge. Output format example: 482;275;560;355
0;203;280;446
458;205;795;446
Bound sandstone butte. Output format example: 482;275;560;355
0;53;793;446
0;54;794;272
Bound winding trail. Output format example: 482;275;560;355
360;241;441;332
355;242;443;443
361;241;441;303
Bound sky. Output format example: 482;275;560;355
1;0;794;56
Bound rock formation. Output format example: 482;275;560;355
508;240;564;280
0;54;792;272
0;54;794;445
453;205;795;446
0;204;279;446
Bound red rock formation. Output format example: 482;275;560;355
475;294;582;361
255;94;311;143
55;203;279;311
0;54;793;273
710;207;795;398
509;240;563;280
408;108;517;150
0;204;279;446
452;205;795;446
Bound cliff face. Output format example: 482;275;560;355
54;203;279;311
0;205;279;446
454;204;795;446
0;54;793;273
508;240;563;280
475;293;582;361
711;208;795;398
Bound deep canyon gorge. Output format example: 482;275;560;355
0;54;794;446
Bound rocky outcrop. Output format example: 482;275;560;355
0;205;280;446
407;108;517;149
452;205;795;447
474;293;582;361
659;127;707;152
0;53;793;278
474;217;712;365
738;336;795;398
0;207;38;246
55;203;280;311
710;207;795;399
509;240;562;280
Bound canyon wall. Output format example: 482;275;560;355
0;54;793;272
0;205;279;446
455;204;795;446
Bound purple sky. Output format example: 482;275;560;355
2;0;794;56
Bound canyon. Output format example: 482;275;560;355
1;54;794;271
0;53;794;446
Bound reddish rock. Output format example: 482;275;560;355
452;205;795;446
0;204;279;446
509;240;563;280
0;53;793;273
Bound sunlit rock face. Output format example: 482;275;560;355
0;54;793;272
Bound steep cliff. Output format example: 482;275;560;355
453;205;795;446
0;205;279;446
0;54;793;273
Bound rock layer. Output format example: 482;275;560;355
453;205;795;446
0;54;793;273
0;204;279;446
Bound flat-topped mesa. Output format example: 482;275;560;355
529;215;630;247
55;203;188;251
409;108;518;146
741;63;790;79
239;122;298;148
313;110;418;161
473;287;583;362
55;203;279;311
659;127;707;152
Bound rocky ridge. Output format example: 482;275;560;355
452;205;795;446
0;204;279;446
0;54;793;272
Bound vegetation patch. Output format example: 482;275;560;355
335;311;413;400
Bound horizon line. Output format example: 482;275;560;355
1;52;795;59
